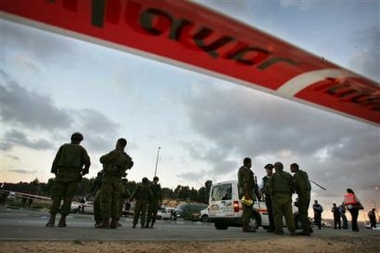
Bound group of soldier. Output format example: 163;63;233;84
45;132;162;229
238;158;312;236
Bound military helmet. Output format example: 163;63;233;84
71;132;84;142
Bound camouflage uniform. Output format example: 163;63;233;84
92;170;103;226
261;164;275;232
291;163;312;235
237;157;256;232
146;177;162;228
46;132;91;227
117;179;130;224
130;177;152;228
269;162;295;235
97;138;133;229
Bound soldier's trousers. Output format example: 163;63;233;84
133;200;148;226
100;180;120;219
242;204;253;226
272;193;295;233
93;189;102;223
146;199;160;225
297;192;311;231
50;174;79;216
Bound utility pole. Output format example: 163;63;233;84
154;147;161;178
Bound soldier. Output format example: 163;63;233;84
92;170;103;227
312;200;323;229
130;177;152;228
269;162;296;236
46;132;91;227
290;163;312;236
260;163;275;232
237;157;256;232
146;176;162;228
97;138;134;229
117;178;130;226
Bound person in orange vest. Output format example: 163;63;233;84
343;188;362;232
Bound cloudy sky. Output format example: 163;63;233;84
1;0;379;213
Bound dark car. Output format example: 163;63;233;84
175;203;208;221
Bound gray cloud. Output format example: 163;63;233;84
0;74;122;153
7;169;39;175
1;129;55;151
181;81;380;203
348;25;380;82
0;80;73;130
1;19;78;64
74;108;121;152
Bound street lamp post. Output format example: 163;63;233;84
154;147;161;178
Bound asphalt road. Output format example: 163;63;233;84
0;207;379;242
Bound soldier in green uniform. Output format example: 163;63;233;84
117;178;130;226
46;132;91;227
290;163;312;235
260;163;275;232
97;138;134;229
269;162;296;236
237;157;256;232
130;177;152;228
146;176;162;228
92;170;103;227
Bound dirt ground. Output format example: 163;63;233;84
1;236;379;253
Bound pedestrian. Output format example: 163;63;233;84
312;200;323;229
146;176;162;228
290;163;312;236
367;208;377;230
343;188;363;232
46;132;91;227
97;138;134;229
130;177;152;228
237;157;256;232
339;203;348;229
332;203;341;229
260;163;275;232
268;162;296;236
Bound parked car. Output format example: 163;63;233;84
156;207;176;220
175;203;208;221
71;201;94;214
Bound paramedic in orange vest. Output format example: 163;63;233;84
343;188;360;232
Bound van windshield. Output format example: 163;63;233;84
211;184;232;201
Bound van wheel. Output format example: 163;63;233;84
214;223;228;230
200;214;209;223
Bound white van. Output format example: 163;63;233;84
207;180;269;230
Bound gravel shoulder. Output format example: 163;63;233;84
1;236;379;253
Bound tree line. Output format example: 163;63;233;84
2;178;213;204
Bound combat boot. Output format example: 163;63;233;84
45;213;56;227
58;215;67;227
110;218;118;229
96;219;110;229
